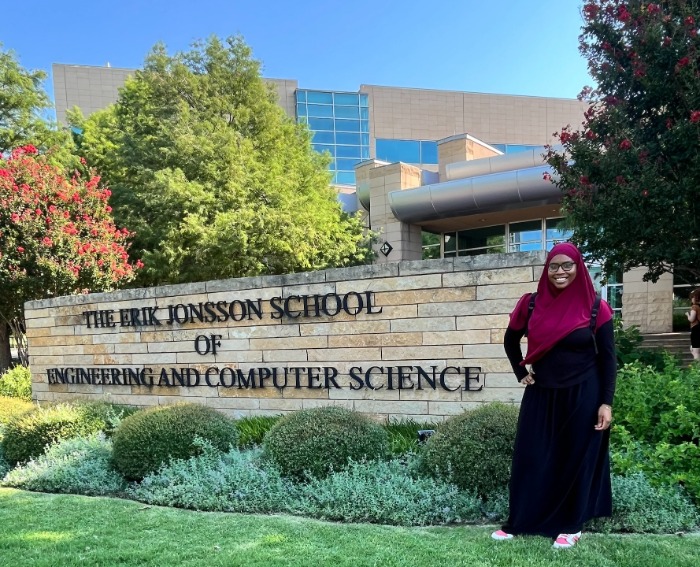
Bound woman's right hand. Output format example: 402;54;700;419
520;373;535;386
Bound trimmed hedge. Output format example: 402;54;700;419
263;406;389;479
420;403;519;497
1;403;110;465
111;403;239;480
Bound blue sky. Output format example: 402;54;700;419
3;0;590;100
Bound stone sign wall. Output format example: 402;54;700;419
24;252;546;422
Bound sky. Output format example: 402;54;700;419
3;0;591;102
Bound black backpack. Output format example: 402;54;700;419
524;292;602;353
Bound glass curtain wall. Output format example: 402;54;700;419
296;90;369;185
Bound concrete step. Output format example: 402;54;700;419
640;333;695;365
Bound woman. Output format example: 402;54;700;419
687;290;700;361
491;242;616;549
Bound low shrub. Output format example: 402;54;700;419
235;415;281;448
419;403;519;497
129;442;294;513
111;403;239;480
1;434;125;496
0;396;35;426
384;418;440;455
294;457;482;526
613;319;666;369
613;358;700;501
263;406;389;479
0;366;32;401
1;403;112;465
587;473;699;534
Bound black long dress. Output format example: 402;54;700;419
501;320;616;538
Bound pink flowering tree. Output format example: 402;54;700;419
546;0;700;282
0;146;141;371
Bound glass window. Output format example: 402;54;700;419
545;218;572;249
360;120;369;133
360;133;369;146
307;91;333;104
360;107;369;120
456;225;506;254
308;117;334;131
335;106;360;119
295;91;307;103
313;144;335;157
312;131;335;144
443;232;457;253
509;220;543;252
376;139;421;163
335;119;361;132
420;141;438;164
336;132;362;146
334;93;360;105
336;158;360;171
335;171;356;185
490;143;506;153
360;146;370;159
336;145;362;158
422;231;441;260
296;103;307;118
360;94;369;107
307;104;334;118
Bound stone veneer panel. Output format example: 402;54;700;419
25;252;548;421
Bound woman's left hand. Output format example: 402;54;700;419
594;404;612;431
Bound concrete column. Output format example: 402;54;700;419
368;162;423;263
621;268;673;333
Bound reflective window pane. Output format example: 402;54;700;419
336;158;360;171
457;225;506;251
334;93;359;105
360;94;369;107
308;118;334;131
296;103;307;118
509;220;542;252
545;217;572;248
295;91;307;103
335;106;360;119
360;107;369;120
376;139;420;163
360;133;370;146
336;132;361;145
335;119;361;132
307;104;334;118
307;91;333;104
420;141;438;164
360;146;370;159
312;131;335;144
335;171;356;185
336;145;362;158
313;144;335;156
444;232;457;253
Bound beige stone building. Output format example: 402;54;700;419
51;64;675;333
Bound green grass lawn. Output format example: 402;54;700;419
0;488;698;567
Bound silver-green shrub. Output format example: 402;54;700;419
1;434;125;495
129;441;295;513
294;457;482;526
588;473;699;533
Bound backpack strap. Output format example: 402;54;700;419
523;292;537;337
590;293;602;354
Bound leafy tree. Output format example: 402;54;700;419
546;1;700;282
0;45;73;164
72;36;372;286
0;146;139;371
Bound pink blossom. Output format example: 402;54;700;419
619;139;632;150
690;110;700;123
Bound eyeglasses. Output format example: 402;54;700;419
548;261;575;272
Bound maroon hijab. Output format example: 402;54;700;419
509;242;613;365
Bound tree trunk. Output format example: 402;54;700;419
0;321;12;374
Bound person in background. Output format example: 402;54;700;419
491;242;616;550
686;290;700;361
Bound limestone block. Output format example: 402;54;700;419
353;400;429;415
477;282;536;300
335;274;442;294
299;320;391;336
328;387;401;401
262;350;309;362
250;336;328;350
462;344;508;358
480;387;525;403
382;345;463;360
390;317;456;333
422;330;491;345
443;267;534;288
229;324;300;339
206;397;260;410
308;347;382;362
419;298;514;318
328;332;422;348
301;399;354;410
428;401;484;415
259;399;306;411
